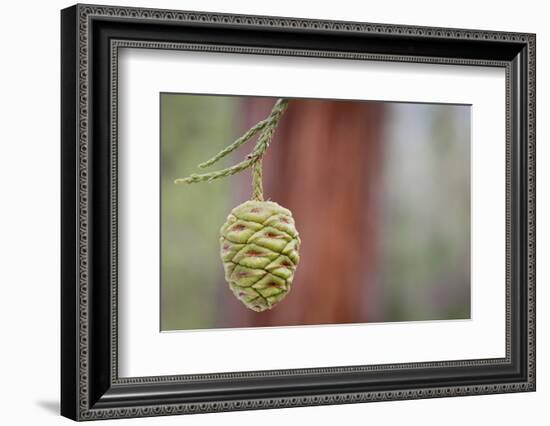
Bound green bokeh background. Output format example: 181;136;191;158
160;95;236;330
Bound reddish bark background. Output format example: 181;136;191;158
223;98;385;327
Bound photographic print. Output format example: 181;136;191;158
161;94;471;331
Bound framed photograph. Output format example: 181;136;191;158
61;4;536;421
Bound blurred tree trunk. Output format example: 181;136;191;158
228;98;384;327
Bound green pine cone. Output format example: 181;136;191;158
220;200;300;312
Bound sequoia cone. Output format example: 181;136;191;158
220;200;300;311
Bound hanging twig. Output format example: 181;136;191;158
174;98;289;201
197;118;270;169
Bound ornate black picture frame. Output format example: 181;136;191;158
61;3;536;421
